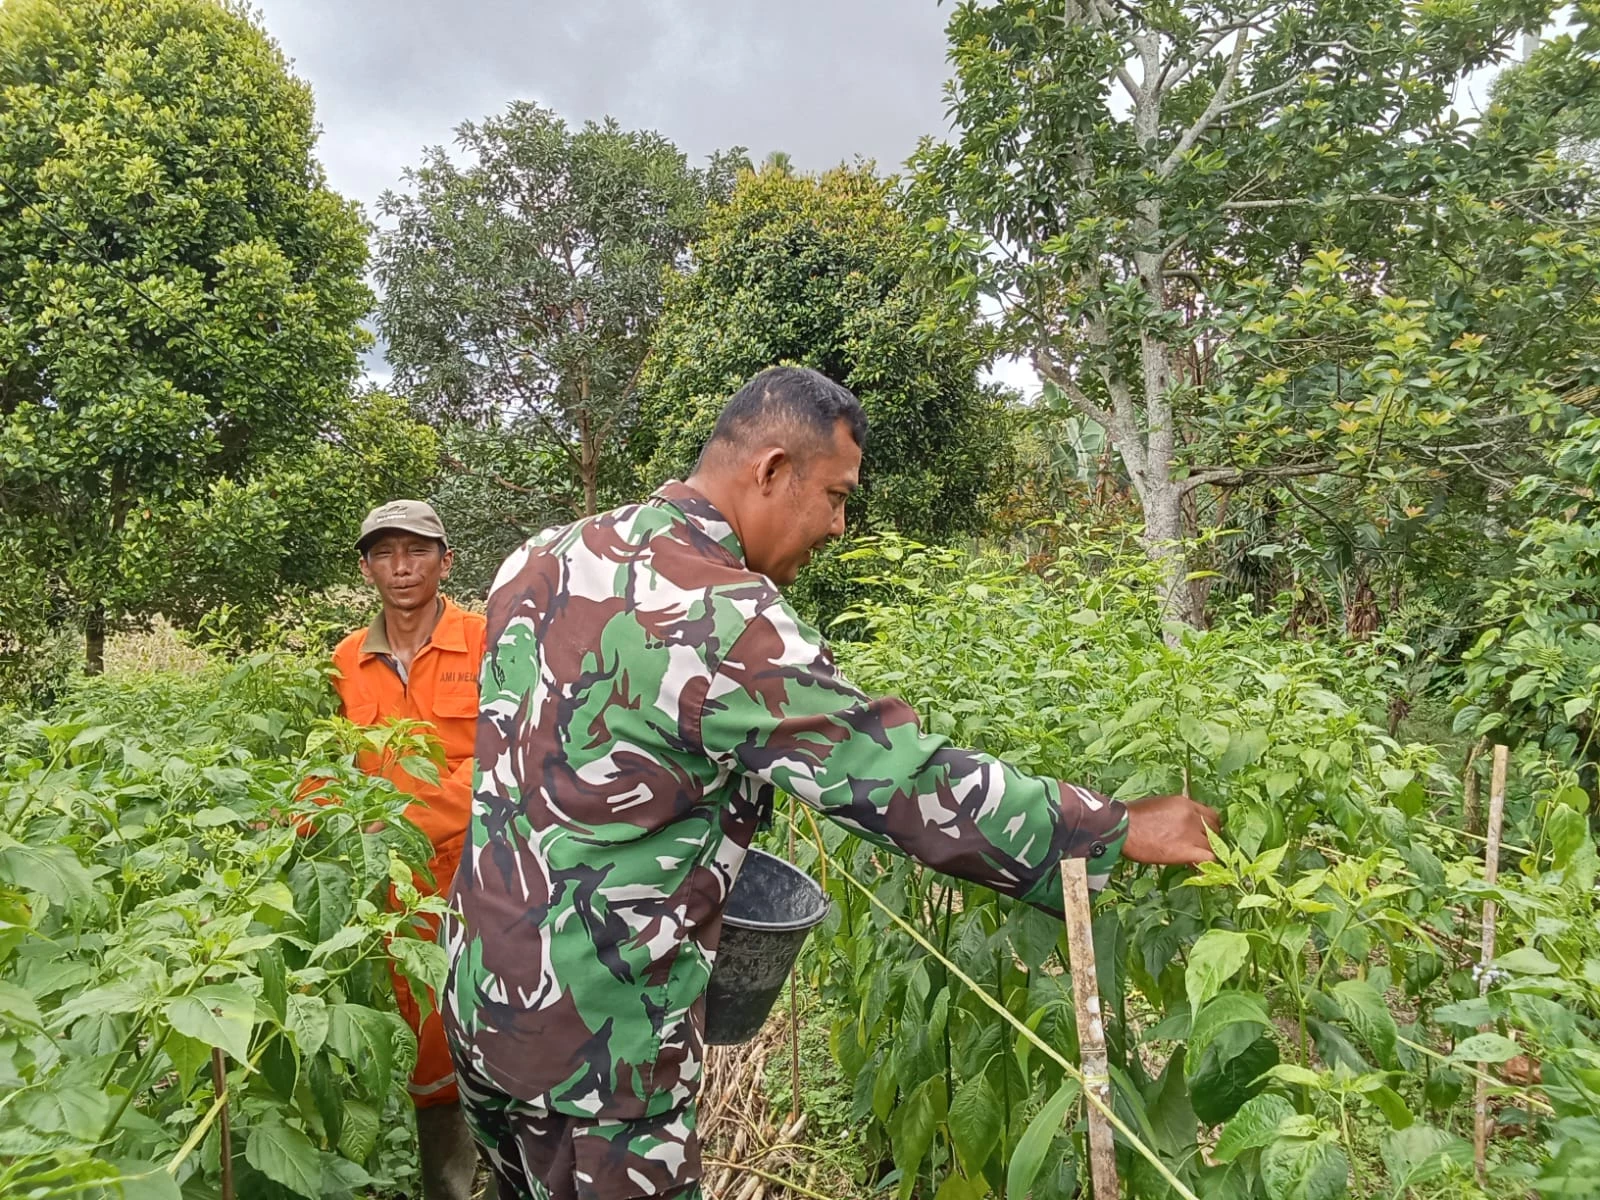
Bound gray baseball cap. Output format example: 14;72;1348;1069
356;499;449;553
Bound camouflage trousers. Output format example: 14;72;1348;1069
455;1056;702;1200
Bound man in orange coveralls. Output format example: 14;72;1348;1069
331;500;485;1200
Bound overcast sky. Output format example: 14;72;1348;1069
254;1;957;210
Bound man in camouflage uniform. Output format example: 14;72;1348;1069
444;367;1220;1200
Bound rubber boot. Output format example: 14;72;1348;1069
417;1101;480;1200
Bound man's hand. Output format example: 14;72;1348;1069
1122;793;1221;865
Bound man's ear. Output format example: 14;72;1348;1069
752;446;788;494
358;554;374;585
440;548;454;580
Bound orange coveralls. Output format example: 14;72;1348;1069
330;598;486;1109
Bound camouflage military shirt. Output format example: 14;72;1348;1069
443;482;1129;1122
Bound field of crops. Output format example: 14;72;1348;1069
0;656;449;1198
794;540;1600;1198
2;538;1596;1199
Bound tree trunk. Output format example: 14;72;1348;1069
1047;370;1203;629
85;603;106;675
577;410;599;516
1463;738;1486;836
1128;43;1202;631
1139;478;1203;626
1387;694;1410;739
1345;572;1380;641
582;466;598;517
1030;53;1209;628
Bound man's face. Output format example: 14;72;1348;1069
745;419;861;587
359;532;452;613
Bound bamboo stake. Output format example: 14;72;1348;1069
212;1047;233;1200
787;800;801;1126
1473;744;1509;1185
1061;856;1118;1198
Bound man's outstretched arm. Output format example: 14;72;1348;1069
696;600;1216;912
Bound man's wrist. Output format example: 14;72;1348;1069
1061;782;1129;888
1014;789;1129;910
1084;820;1128;890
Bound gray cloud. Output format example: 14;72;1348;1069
255;0;960;220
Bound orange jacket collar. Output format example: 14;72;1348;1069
359;596;471;658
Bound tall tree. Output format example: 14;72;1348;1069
428;420;584;599
912;0;1596;624
637;164;1014;546
375;104;745;516
0;0;377;672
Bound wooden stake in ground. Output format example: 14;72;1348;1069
1473;743;1509;1185
212;1047;234;1200
1061;856;1118;1198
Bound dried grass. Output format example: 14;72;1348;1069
103;616;210;677
700;1002;870;1200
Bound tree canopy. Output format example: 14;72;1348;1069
911;0;1596;625
637;164;1015;545
0;0;407;674
375;103;745;516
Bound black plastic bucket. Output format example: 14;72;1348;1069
703;848;830;1045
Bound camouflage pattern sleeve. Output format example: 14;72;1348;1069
695;597;1129;907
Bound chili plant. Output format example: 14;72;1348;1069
788;534;1575;1198
0;655;447;1199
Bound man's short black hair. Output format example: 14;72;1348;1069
697;367;867;470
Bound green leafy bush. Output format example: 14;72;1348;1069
0;655;445;1198
1460;416;1600;769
